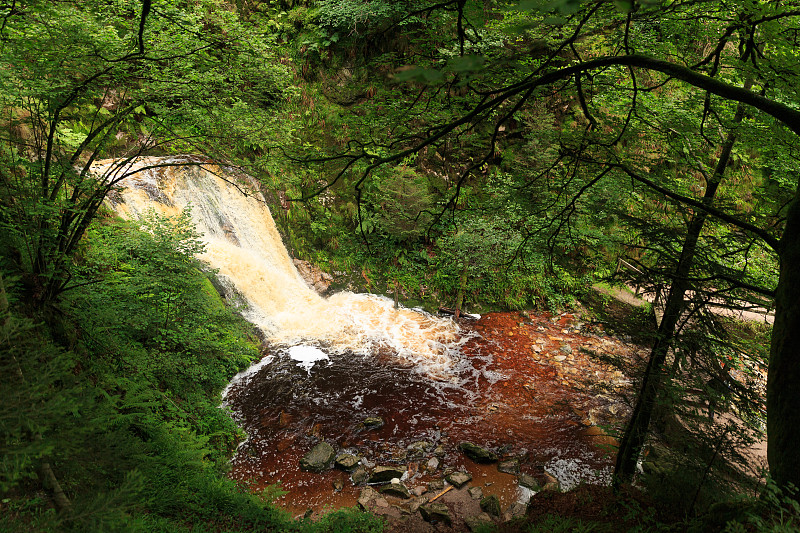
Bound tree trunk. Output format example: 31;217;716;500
767;191;800;489
614;98;746;483
614;238;697;483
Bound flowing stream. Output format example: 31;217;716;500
99;157;630;517
96;156;465;379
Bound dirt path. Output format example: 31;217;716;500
594;284;775;325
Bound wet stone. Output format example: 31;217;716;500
465;513;494;531
411;485;427;497
508;502;528;517
362;417;385;430
406;440;430;457
407;496;428;514
445;471;472;489
358;487;379;510
368;465;407;484
428;479;445;492
480;494;502;517
351;465;369;485
497;458;520;475
542;471;560;492
458;442;498;463
419;502;452;526
335;453;361;471
380;482;411;499
299;441;335;472
518;473;541;491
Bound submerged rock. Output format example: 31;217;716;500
361;417;385;430
419;502;452;525
407;496;429;514
458;442;498;463
498;458;521;474
428;479;445;492
299;442;335;472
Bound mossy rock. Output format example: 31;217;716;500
459;442;498;463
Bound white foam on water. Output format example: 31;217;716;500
287;345;329;374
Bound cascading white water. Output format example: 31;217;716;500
95;156;464;378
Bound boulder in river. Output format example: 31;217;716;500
368;465;407;484
458;442;498;463
335;453;361;471
351;465;369;485
361;417;385;430
518;473;541;491
299;442;335;472
465;513;494;531
406;440;430;457
380;482;411;499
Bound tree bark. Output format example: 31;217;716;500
767;191;800;489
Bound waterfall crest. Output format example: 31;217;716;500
95;156;463;378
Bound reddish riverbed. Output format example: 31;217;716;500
224;311;641;515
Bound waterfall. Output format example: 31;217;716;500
94;156;464;378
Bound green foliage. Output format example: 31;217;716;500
0;210;305;530
301;507;384;533
315;0;410;35
525;513;602;533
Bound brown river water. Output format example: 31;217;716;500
224;311;637;516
